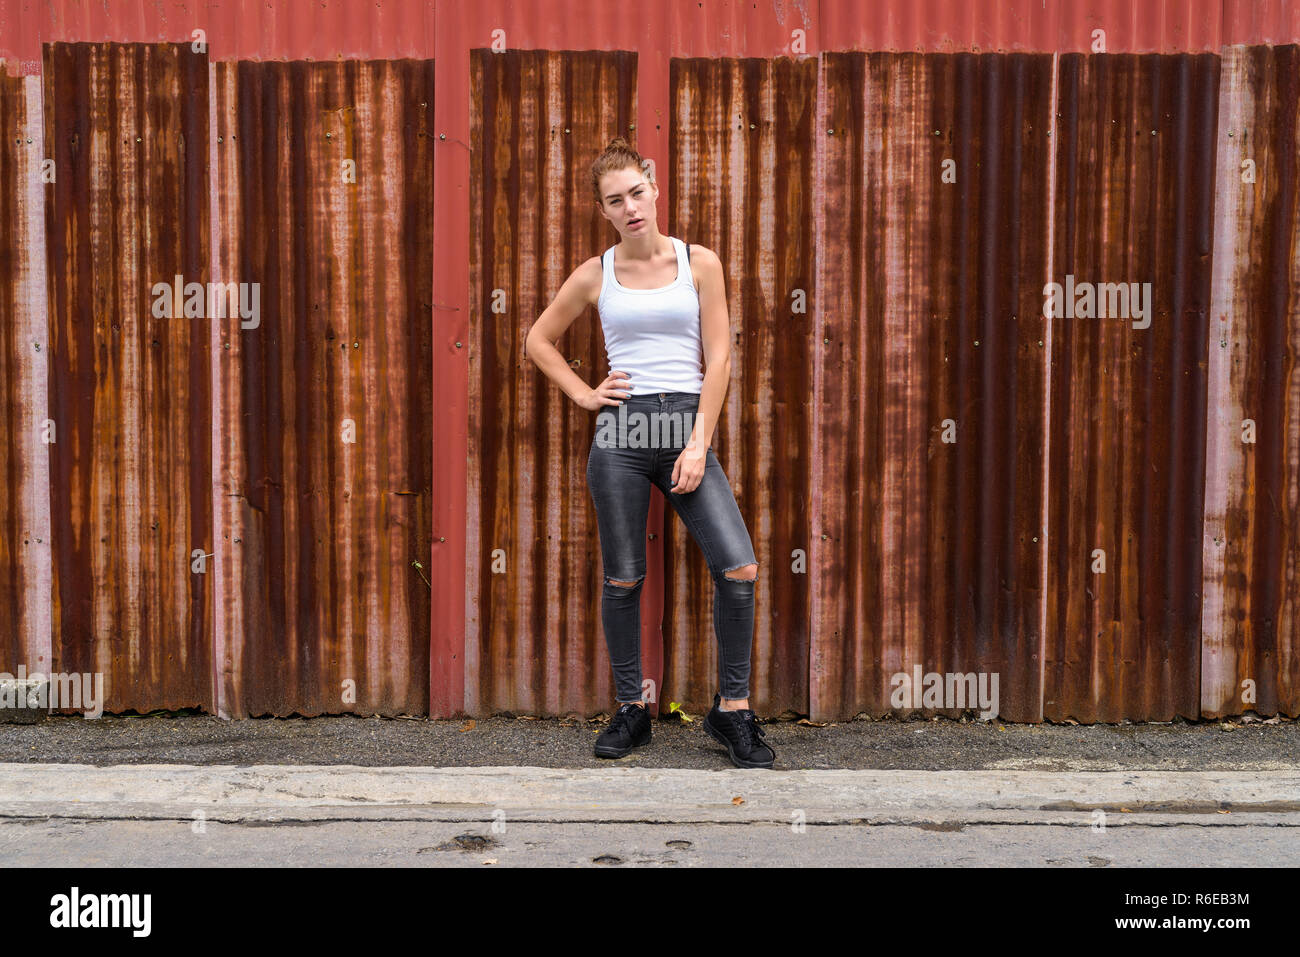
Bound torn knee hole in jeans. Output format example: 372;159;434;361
722;562;759;582
604;576;644;589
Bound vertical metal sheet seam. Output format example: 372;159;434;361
208;58;227;718
808;46;827;718
432;1;470;717
1201;44;1243;717
462;49;479;717
1039;50;1060;722
23;75;53;674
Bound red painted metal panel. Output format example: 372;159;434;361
430;3;469;718
8;2;1292;68
44;42;214;711
0;73;52;678
1202;44;1300;719
819;0;1232;53
1222;0;1300;45
1;1;1297;63
211;59;434;717
0;0;435;63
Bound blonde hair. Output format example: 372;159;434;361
590;136;650;207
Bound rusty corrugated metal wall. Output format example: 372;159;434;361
813;52;1055;722
0;70;51;682
468;49;636;715
1047;53;1221;722
1202;44;1300;719
1;1;1298;721
211;59;434;718
668;56;817;718
44;42;213;711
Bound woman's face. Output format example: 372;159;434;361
598;166;658;237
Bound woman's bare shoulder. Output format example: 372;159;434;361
568;254;604;306
685;243;721;291
685;242;720;261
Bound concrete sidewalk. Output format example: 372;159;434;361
2;763;1298;827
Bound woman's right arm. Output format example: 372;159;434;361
525;257;631;411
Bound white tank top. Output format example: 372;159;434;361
596;236;704;395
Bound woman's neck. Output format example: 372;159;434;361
618;228;669;260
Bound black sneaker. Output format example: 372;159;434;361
593;702;652;758
703;693;775;768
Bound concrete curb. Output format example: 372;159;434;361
0;764;1297;825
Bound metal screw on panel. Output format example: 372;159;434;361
827;128;834;135
455;341;462;348
353;341;359;349
326;132;332;138
33;342;39;351
439;536;446;542
974;340;980;346
564;128;570;134
933;129;940;136
823;338;829;344
648;533;656;540
218;135;223;142
1038;340;1043;346
628;124;636;130
440;133;446;140
1151;130;1157;135
750;124;755;129
1228;131;1234;137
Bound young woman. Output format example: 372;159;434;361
524;138;774;769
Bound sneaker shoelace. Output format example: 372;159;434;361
609;704;639;733
735;710;767;752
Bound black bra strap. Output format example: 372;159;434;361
686;243;690;262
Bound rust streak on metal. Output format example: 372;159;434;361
213;60;434;717
471;49;637;716
43;42;213;711
668;55;816;717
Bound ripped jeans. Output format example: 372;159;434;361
586;391;758;704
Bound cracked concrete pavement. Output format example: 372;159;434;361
2;714;1296;865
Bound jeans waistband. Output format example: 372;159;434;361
621;391;700;409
